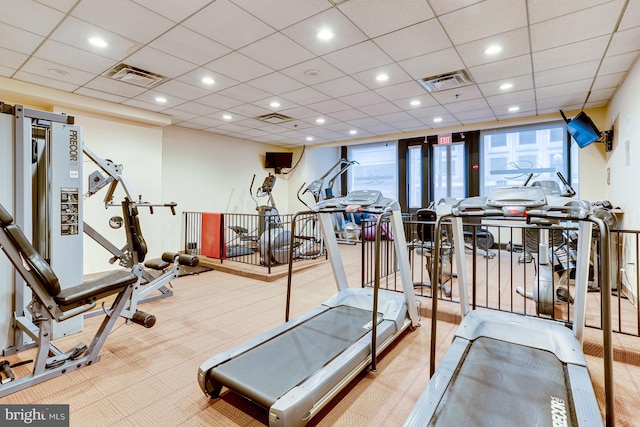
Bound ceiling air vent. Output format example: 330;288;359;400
418;69;473;92
103;63;166;88
255;113;294;124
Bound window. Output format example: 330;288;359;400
347;142;398;200
407;145;422;209
480;122;568;195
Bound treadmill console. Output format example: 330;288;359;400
339;190;382;207
316;189;399;212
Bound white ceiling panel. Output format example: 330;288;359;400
438;0;527;45
338;0;434;38
72;0;174;44
3;0;637;145
150;26;231;66
182;0;275;50
281;8;368;56
0;22;45;55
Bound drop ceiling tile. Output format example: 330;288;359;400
122;98;166;112
406;105;450;120
391;95;439;110
281;8;368;56
150;26;231;66
74;86;128;104
178;122;208;130
313;76;368;98
373;19;452;62
530;2;622;52
618;0;640;30
486;89;535;108
376;111;415;124
83;75;149;98
398;48;465;80
327;109;369;122
477;74;533;97
536;79;592;100
430;85;483;105
358;102;402;116
338;91;387;108
428;0;484;15
35;0;77;12
280;87;331;105
20;57;94;85
307;99;351;114
0;47;27;70
239;32;315;70
588;87;617;103
173;101;219;116
161;108;199;122
131;0;213;22
599;51;640;76
592;71;626;91
34;40;116;74
608;27;640;56
390;117;428;129
72;0;174;44
454;109;496;123
0;22;44;55
528;0;624;24
218;83;271;103
191;92;244;110
338;0;434;38
532;37;608;72
245;99;297;115
535;61;599;88
14;71;79;92
152;80;211;101
350;63;413;90
188;116;227;128
495;108;537;121
247;72;305;95
456;27;530;68
468;55;532;84
374;81;431;101
126;47;198;79
322;41;393;75
0;0;64;36
133;91;187;109
346;116;385;127
438;0;527;45
280;106;323;120
205;52;273;82
445;97;490;113
177;68;240;93
182;0;275;50
231;0;331;30
280;57;347;85
49;16;139;61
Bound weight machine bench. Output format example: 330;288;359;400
0;202;140;397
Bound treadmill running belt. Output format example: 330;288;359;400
432;337;575;427
211;305;382;409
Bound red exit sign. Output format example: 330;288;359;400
438;134;452;145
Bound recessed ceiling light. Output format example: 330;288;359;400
433;117;443;123
483;45;502;55
376;73;389;82
270;101;281;108
499;82;513;90
316;28;333;41
306;136;314;141
304;69;320;77
508;106;520;112
88;37;108;48
201;77;215;85
349;129;357;135
155;96;167;103
223;114;233;120
48;68;69;76
316;117;325;124
410;100;421;106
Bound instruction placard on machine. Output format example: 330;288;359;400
60;187;79;235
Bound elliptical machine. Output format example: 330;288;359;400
250;174;293;265
515;171;577;315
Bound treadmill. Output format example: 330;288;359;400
198;190;420;427
404;186;615;426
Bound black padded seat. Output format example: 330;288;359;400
54;270;138;310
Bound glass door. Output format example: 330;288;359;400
432;142;466;203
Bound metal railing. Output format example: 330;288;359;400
183;211;325;273
361;214;640;337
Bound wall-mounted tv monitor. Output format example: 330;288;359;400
562;110;601;148
265;152;293;173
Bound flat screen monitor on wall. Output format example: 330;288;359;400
265;152;293;173
560;110;601;148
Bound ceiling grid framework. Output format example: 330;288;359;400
0;0;638;146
